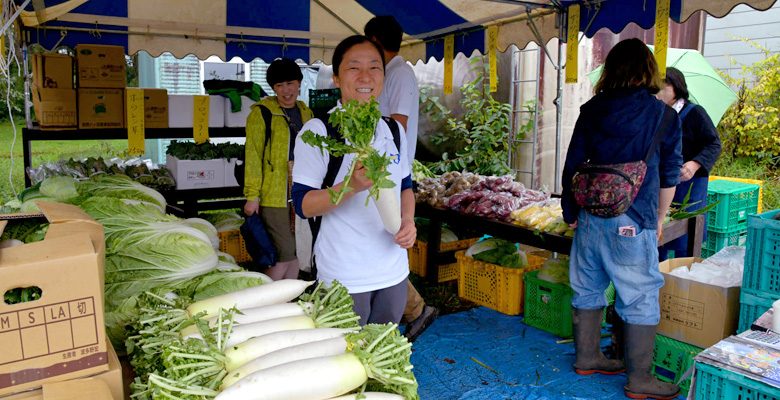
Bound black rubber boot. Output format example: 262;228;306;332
623;323;680;399
572;307;625;375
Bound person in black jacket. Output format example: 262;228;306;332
657;67;722;260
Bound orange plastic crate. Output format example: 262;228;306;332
218;230;252;263
456;250;546;315
408;238;480;282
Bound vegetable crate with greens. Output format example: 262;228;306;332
165;140;245;190
300;99;402;235
455;239;547;316
125;279;418;400
522;261;615;339
408;218;480;282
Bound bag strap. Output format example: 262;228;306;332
678;102;695;122
259;105;273;150
382;116;402;154
643;106;676;164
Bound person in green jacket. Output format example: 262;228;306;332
244;58;314;280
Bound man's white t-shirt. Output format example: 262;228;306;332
293;115;410;294
377;55;419;168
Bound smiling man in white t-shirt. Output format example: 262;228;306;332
365;15;437;343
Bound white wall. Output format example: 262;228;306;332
703;2;780;82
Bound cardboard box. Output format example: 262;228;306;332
1;343;122;400
75;45;126;88
166;154;239;189
0;202;108;396
78;89;125;129
32;54;73;89
224;96;256;127
168;95;225;128
657;257;741;348
143;88;168;129
30;86;77;130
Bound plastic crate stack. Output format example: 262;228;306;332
702;180;760;258
737;209;780;333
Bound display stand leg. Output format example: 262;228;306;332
687;215;705;258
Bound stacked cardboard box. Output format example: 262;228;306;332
30;54;76;129
75;45;126;129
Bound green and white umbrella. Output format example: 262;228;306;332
587;47;738;126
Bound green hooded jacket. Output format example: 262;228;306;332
243;97;313;207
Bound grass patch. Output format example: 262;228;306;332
0;119;128;202
710;151;780;211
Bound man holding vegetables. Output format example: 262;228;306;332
365;15;439;342
291;35;417;326
244;58;314;281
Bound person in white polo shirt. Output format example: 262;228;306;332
365;15;438;343
291;35;417;326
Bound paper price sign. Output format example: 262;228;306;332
565;4;580;84
443;34;454;95
488;26;498;92
654;0;670;77
193;95;210;144
126;89;146;155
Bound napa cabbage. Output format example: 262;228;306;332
202;212;245;232
40;176;80;202
77;174;166;210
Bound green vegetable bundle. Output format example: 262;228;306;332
300;98;395;205
465;238;528;269
166;140;245;161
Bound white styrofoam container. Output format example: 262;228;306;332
168;94;225;128
224;95;257;128
166;154;239;189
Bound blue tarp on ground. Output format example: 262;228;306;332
410;307;687;400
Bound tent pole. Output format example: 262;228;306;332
554;38;563;194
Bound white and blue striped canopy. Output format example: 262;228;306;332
17;0;778;63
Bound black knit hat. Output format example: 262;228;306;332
266;58;303;87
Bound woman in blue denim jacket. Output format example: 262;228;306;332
561;38;683;400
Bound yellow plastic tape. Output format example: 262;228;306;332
565;4;580;84
488;26;498;92
443;34;454;95
654;0;670;78
126;89;146;155
193;95;210;144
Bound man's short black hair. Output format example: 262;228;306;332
364;15;403;53
266;58;303;87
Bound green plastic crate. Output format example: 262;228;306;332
742;210;780;295
701;229;747;257
707;180;760;233
652;335;702;396
738;288;776;333
522;270;614;338
694;361;780;400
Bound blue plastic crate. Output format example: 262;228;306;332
738;288;777;333
694;361;780;400
743;210;780;295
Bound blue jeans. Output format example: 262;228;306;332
570;210;665;325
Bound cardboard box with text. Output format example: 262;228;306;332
75;45;126;88
166;154;239;190
142;88;168;129
0;202;108;396
32;54;73;90
30;86;77;130
78;89;125;129
657;257;740;348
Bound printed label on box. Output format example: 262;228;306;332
187;170;216;181
0;297;98;366
660;293;704;330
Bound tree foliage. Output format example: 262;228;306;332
420;56;535;176
718;39;780;165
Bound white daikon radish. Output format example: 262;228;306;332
224;328;357;373
372;187;401;234
185;315;316;348
187;279;313;318
179;302;312;337
221;336;348;389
